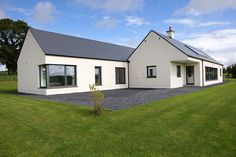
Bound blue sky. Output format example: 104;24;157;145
0;0;236;70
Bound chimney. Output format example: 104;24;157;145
166;27;175;38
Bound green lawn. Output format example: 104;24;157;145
0;73;17;81
0;78;236;157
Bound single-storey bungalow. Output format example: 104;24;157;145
18;27;223;95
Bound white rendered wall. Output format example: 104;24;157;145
17;30;46;95
45;56;128;95
170;62;186;88
129;31;188;88
186;57;203;86
203;61;223;86
170;60;202;88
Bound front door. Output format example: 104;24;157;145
186;66;194;85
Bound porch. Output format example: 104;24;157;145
170;58;202;88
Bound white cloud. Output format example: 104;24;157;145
126;16;149;26
176;0;236;15
96;16;118;29
181;29;236;66
165;19;194;25
165;18;230;27
199;21;231;27
70;0;143;12
6;7;31;16
126;38;139;48
0;9;6;19
0;64;7;71
32;1;56;23
122;38;139;48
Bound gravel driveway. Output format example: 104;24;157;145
32;86;202;110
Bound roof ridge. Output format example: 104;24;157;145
30;27;134;50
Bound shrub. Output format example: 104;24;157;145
89;84;104;115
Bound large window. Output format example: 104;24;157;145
115;67;126;84
177;65;181;77
147;66;157;78
49;65;65;86
205;67;218;81
39;64;76;88
95;66;102;85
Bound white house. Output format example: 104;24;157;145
18;27;223;95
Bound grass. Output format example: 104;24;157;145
0;73;17;81
0;76;236;157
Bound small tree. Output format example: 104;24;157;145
89;84;104;115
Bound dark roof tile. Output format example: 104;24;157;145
30;28;134;62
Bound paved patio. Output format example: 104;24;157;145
32;86;202;110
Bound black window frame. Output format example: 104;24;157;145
205;66;218;81
115;67;126;84
95;66;102;86
177;65;181;77
147;66;157;78
39;64;77;88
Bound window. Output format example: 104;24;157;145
95;66;102;85
147;66;157;78
39;64;76;88
66;66;76;86
220;68;222;76
39;65;47;88
115;67;126;84
49;65;65;86
177;65;181;77
205;67;218;81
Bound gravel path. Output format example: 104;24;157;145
32;86;202;110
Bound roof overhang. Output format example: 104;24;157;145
171;60;199;64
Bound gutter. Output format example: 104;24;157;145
127;60;130;88
202;60;204;87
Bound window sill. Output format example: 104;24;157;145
147;76;156;78
116;83;126;85
95;84;102;86
205;80;218;82
39;85;78;89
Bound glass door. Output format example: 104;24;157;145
186;66;194;85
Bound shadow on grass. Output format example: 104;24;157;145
0;89;18;94
46;101;102;118
76;107;102;117
0;89;99;117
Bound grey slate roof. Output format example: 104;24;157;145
30;28;134;62
30;28;221;65
153;31;221;65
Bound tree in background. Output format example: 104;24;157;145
231;64;236;78
225;64;236;78
0;18;29;75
